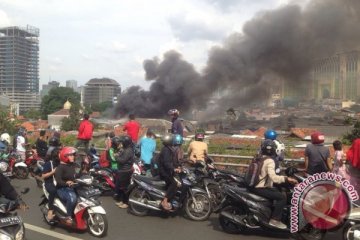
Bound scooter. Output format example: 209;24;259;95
0;188;29;240
215;167;325;240
0;151;29;179
128;166;212;221
39;175;108;237
343;202;360;240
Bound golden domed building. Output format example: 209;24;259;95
47;100;72;130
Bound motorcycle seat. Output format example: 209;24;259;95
229;186;271;203
133;175;166;187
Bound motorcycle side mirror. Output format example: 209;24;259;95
21;188;30;195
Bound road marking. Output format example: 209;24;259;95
25;223;84;240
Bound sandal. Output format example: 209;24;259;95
47;211;55;221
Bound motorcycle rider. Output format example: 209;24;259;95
36;130;48;158
0;172;28;210
158;134;182;211
168;109;183;137
263;129;285;174
108;136;121;170
187;132;208;163
41;137;61;221
54;147;77;225
114;135;135;209
16;128;28;161
250;139;298;229
305;132;332;174
0;133;10;153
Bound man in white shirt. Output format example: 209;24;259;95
16;130;27;160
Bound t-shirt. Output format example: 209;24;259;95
139;137;156;165
16;136;26;152
187;141;208;161
42;161;56;185
123;121;140;142
305;143;330;174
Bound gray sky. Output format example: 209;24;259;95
0;0;305;90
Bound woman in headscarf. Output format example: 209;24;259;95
346;138;360;201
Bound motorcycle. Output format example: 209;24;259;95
215;167;325;240
0;151;29;179
0;188;29;240
128;166;212;221
39;175;108;237
343;202;360;240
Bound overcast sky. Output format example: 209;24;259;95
0;0;306;90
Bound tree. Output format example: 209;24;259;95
24;108;42;120
40;87;81;119
343;120;360;145
0;106;17;135
61;104;82;131
85;101;113;113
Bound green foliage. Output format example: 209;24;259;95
0;106;17;135
344;116;354;125
61;134;77;146
85;101;113;113
40;87;80;119
61;104;82;131
343;120;360;145
24;108;42;120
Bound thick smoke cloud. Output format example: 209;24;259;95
116;0;360;118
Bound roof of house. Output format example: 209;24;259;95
49;109;70;116
21;122;35;132
289;128;318;139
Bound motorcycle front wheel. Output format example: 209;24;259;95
87;212;108;237
343;221;360;240
296;224;325;240
14;167;29;179
185;192;212;221
207;184;223;209
128;187;151;216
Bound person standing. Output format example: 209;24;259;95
346;138;360;201
187;132;208;163
168;109;183;137
36;130;48;158
75;114;93;154
123;114;140;143
139;130;156;174
304;132;332;175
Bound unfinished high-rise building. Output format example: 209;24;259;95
0;25;40;113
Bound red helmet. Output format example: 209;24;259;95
311;132;325;144
59;147;77;163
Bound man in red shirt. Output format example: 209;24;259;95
75;114;93;153
123;114;140;143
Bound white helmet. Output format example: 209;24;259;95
273;139;285;157
0;133;10;144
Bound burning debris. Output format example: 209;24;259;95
116;0;360;118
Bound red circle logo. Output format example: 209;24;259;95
301;183;350;230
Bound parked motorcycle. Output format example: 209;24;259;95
0;188;29;240
343;202;360;240
0;151;29;179
215;167;325;240
39;175;108;237
128;167;212;221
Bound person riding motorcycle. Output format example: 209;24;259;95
16;128;28;161
0;133;10;152
158;134;182;211
54;147;77;225
114;135;135;209
187;132;208;163
250;139;298;229
41;136;61;221
0;172;28;210
263;129;285;174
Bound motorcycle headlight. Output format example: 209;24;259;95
15;225;24;240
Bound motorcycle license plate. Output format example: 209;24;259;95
0;216;21;227
83;188;101;197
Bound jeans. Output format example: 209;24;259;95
250;187;286;221
115;170;132;203
57;187;77;217
161;175;178;200
45;182;57;210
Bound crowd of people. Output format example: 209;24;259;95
0;108;360;229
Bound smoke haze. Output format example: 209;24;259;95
116;0;360;118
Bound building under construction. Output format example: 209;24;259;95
0;25;40;113
312;50;360;101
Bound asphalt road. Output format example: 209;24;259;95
10;178;343;240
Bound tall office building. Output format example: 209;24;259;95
66;80;80;93
0;25;40;113
40;81;60;98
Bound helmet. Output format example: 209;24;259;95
261;139;276;156
311;131;325;144
195;133;205;141
111;136;122;148
273;139;285;157
161;134;173;146
168;109;179;116
173;134;183;145
59;147;77;163
18;127;27;136
48;137;60;147
119;135;132;148
0;133;10;144
264;129;277;140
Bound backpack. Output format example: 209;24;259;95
99;150;110;168
244;154;267;188
150;153;160;177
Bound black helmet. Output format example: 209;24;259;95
48;137;60;147
119;135;132;148
261;139;276;156
111;136;122;148
161;134;173;146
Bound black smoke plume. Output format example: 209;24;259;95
116;0;360;118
